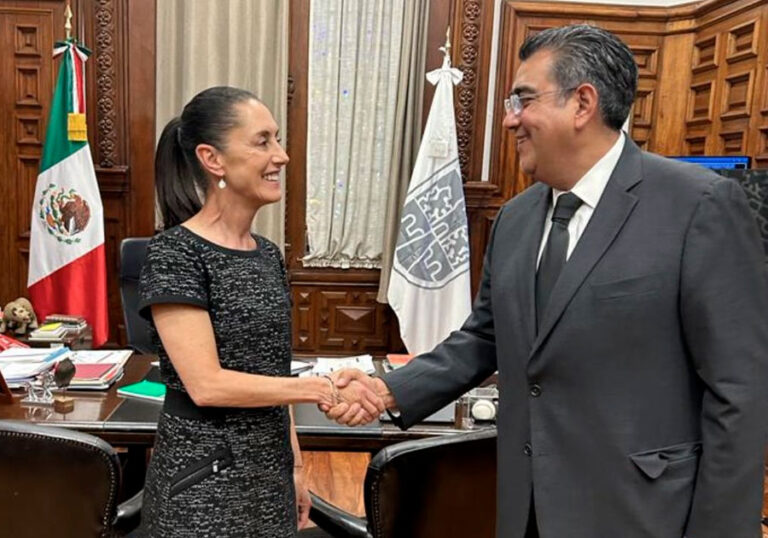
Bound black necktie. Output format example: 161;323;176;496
536;192;583;329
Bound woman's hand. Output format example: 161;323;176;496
294;467;312;530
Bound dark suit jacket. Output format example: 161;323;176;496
383;140;768;538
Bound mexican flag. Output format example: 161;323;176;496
27;40;108;347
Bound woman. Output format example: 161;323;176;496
138;86;383;537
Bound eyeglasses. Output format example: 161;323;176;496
503;87;577;116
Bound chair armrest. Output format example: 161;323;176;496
113;489;143;533
309;491;370;538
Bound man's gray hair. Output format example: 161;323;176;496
519;25;637;131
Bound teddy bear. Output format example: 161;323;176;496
0;298;39;335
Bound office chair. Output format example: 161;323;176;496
0;420;142;537
119;237;155;354
308;428;497;538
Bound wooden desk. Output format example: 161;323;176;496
0;354;475;452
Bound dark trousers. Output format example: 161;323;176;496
525;493;539;538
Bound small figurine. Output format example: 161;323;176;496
0;297;39;335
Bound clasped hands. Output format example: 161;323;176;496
319;369;392;426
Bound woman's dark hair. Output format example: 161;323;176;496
155;86;259;228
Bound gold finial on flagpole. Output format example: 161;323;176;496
65;3;73;40
439;26;452;63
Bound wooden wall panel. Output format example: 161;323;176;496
291;286;399;356
0;3;58;320
683;2;767;159
0;0;155;347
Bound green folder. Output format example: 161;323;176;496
117;380;166;402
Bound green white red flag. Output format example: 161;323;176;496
27;40;108;347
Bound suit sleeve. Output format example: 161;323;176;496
681;177;768;538
382;206;504;429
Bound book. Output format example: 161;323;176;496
117;380;166;402
43;314;87;325
0;346;71;363
73;363;116;381
0;347;71;382
0;334;29;351
386;354;414;369
65;350;132;390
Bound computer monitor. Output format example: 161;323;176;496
669;155;751;170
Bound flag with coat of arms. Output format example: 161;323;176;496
387;52;471;355
27;39;109;347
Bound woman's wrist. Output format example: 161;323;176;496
321;374;340;406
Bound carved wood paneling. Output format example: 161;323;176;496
687;80;715;124
289;286;396;353
686;135;708;155
693;35;718;72
15;24;40;55
720;130;746;153
756;127;768;168
293;289;314;351
15;155;38;235
685;2;766;157
453;0;487;182
93;0;118;169
16;115;42;145
16;65;41;105
725;18;759;63
721;69;754;119
0;4;57;312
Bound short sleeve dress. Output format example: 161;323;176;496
137;226;295;537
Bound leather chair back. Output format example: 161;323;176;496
364;428;497;538
119;237;155;354
0;420;121;538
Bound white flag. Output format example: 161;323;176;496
387;56;471;355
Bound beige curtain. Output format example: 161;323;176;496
156;0;288;248
376;0;430;302
303;0;407;268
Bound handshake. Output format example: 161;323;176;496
318;369;397;426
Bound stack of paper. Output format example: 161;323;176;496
68;349;133;390
28;316;89;343
309;355;376;376
28;322;68;342
0;347;71;385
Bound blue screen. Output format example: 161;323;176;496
670;156;751;170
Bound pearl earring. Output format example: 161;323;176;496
217;177;226;189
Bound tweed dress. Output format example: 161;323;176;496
137;226;296;537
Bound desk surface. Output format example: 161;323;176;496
0;355;477;451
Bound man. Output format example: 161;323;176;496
325;25;768;538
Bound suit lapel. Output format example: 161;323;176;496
513;185;550;347
530;140;644;357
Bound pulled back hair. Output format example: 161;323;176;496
155;86;260;228
519;25;637;131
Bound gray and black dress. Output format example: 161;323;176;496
137;226;296;537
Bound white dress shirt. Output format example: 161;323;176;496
537;132;626;268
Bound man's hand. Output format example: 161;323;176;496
319;369;396;425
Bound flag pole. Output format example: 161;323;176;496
440;26;452;63
64;3;73;41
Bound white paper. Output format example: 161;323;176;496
311;355;376;376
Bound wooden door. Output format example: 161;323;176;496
0;3;64;307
